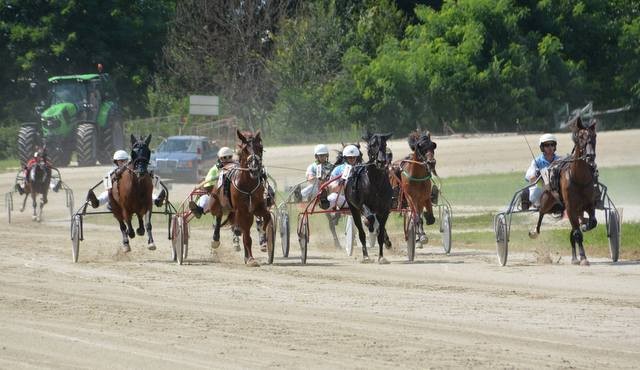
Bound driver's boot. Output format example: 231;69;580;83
188;201;203;218
86;190;99;208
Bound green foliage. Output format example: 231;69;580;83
0;125;19;161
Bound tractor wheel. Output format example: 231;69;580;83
18;125;39;167
98;114;125;164
76;123;97;167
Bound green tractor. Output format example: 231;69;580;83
18;73;125;167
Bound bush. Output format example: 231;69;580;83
0;124;19;160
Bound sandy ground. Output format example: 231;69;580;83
1;130;640;369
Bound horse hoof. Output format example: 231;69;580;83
378;257;390;265
36;217;41;223
528;230;539;239
571;258;580;265
32;215;37;221
245;258;260;267
580;259;590;266
136;229;145;236
128;231;136;239
260;244;267;253
147;243;156;251
211;240;220;249
361;257;371;264
122;244;131;253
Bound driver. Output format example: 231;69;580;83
521;133;560;210
299;144;332;201
15;150;53;195
188;147;236;218
325;145;360;210
86;150;166;209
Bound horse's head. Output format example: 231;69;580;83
237;129;264;178
408;130;437;172
129;134;152;177
362;131;393;170
570;117;597;166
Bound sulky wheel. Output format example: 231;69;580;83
344;215;354;256
298;217;309;264
279;210;290;258
266;212;276;264
71;214;81;263
170;216;178;262
441;207;452;254
406;214;416;262
6;192;13;224
495;214;509;266
608;211;620;263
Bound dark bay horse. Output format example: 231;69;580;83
531;117;598;266
210;129;272;266
20;147;52;222
110;134;156;252
400;131;438;239
345;132;393;263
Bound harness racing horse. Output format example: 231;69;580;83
531;117;598;266
20;147;53;222
110;134;156;252
345;132;393;263
400;131;438;240
213;129;272;266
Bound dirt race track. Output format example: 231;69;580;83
1;130;640;369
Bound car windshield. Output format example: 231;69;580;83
157;139;199;153
50;82;86;105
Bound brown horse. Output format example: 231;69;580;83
110;134;156;252
209;129;272;266
531;117;598;265
20;146;53;222
400;130;438;234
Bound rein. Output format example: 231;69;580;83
229;167;263;210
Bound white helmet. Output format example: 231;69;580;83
217;147;234;158
314;144;329;156
342;145;360;157
539;133;557;145
113;150;130;161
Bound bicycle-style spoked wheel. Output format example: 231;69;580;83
495;214;509;266
608;210;620;263
344;215;354;256
405;213;416;262
298;217;309;264
71;214;81;263
266;211;276;264
279;210;290;258
441;206;452;254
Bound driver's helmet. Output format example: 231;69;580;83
217;147;234;160
314;144;329;156
342;145;360;158
112;150;130;163
539;133;557;150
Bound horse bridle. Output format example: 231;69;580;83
130;143;151;177
572;128;597;167
367;137;387;170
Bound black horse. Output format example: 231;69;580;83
345;132;393;263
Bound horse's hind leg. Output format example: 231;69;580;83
326;213;341;249
211;214;222;250
136;214;145;236
145;211;156;250
529;213;545;239
376;213;390;264
126;219;136;239
31;194;38;221
349;207;370;262
119;220;131;252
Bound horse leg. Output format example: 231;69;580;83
20;193;28;212
350;207;370;262
211;214;222;250
423;199;436;226
326;213;342;249
126;218;136;239
581;208;597;232
145;211;156;250
238;216;258;266
119;220;131;252
528;213;545;239
136;214;145;236
31;193;37;221
376;212;390;264
255;207;271;253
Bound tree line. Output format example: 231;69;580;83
1;0;639;157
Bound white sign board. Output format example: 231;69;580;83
189;95;219;116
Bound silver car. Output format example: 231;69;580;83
150;136;219;182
